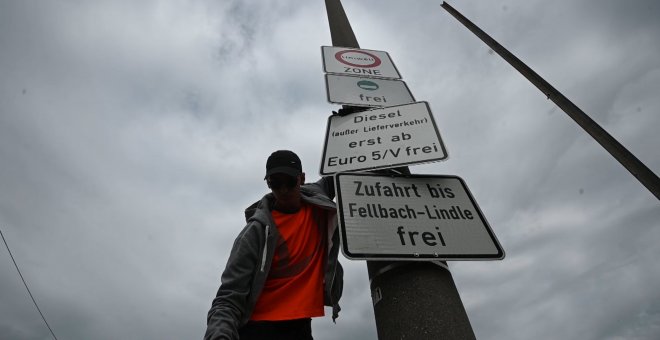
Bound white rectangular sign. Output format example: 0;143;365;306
325;74;415;107
322;46;401;79
335;173;505;260
320;102;448;175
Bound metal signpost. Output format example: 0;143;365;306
322;46;401;79
441;2;660;200
335;173;504;260
321;102;448;175
325;74;415;107
322;1;497;338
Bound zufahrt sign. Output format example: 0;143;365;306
334;173;505;261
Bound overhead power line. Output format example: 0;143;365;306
1;228;59;340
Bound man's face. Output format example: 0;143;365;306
267;172;305;213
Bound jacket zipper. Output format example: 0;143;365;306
260;225;269;272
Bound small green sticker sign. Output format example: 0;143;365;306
357;80;379;91
325;74;415;107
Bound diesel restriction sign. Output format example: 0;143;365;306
320;102;448;175
322;46;401;79
325;74;415;107
335;173;505;261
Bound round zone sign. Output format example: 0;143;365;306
335;50;382;68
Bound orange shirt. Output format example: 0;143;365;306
250;203;327;321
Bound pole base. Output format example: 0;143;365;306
367;261;476;340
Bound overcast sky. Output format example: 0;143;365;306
1;0;659;339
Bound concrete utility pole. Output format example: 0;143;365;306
323;1;476;339
442;1;660;201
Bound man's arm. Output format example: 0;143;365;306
310;176;335;200
204;227;260;340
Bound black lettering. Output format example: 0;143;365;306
408;231;419;246
436;227;446;246
397;226;406;245
422;232;437;246
391;183;405;197
411;184;421;197
378;204;388;217
348;203;357;217
354;181;363;196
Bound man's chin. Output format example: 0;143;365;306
274;201;301;213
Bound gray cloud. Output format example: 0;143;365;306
1;0;659;339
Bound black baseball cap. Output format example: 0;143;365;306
265;150;302;179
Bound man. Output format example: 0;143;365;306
204;150;343;340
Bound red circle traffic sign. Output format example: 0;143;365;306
335;50;382;68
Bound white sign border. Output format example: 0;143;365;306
334;172;506;261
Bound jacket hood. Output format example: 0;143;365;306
243;185;336;225
244;194;274;225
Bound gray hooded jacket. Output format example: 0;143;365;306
204;177;343;340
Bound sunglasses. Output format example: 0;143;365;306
267;176;298;190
